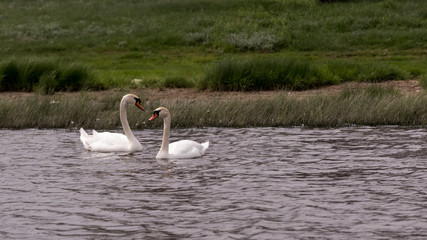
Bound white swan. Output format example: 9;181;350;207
149;107;209;159
80;94;145;152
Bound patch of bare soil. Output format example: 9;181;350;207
288;80;423;98
0;80;423;102
142;80;423;101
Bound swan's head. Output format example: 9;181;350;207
149;107;169;121
123;94;145;111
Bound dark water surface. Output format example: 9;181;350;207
1;127;426;239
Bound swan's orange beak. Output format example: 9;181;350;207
149;113;158;121
135;101;145;111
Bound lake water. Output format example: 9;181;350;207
1;127;427;239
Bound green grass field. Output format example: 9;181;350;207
0;0;426;92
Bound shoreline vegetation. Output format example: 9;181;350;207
0;0;426;128
1;82;427;129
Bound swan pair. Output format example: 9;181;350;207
80;94;209;159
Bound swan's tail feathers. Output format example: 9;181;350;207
79;128;91;150
79;128;88;138
201;141;209;154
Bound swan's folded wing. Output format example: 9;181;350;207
169;140;208;158
84;132;130;152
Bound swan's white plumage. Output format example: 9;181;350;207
166;140;209;159
79;94;144;152
149;107;209;159
80;128;139;152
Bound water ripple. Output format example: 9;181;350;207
0;127;427;239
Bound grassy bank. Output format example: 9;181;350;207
200;56;410;91
1;0;427;128
0;0;425;90
1;87;427;129
0;59;103;94
1;55;421;93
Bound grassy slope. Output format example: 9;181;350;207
0;0;426;89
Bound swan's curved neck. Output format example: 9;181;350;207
120;100;137;142
160;115;171;155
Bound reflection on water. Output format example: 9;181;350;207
0;127;427;239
